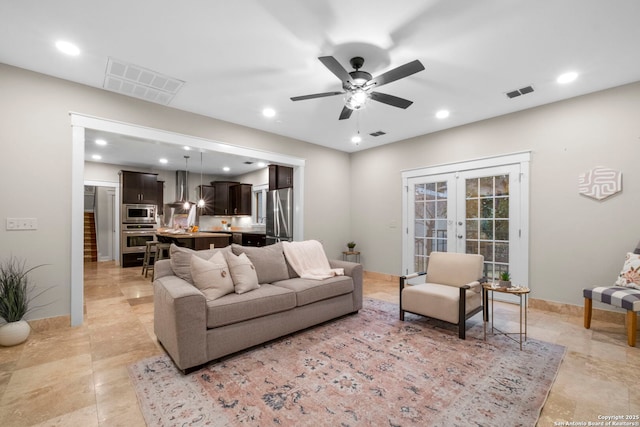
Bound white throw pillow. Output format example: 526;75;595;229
224;251;260;294
190;252;234;300
614;253;640;290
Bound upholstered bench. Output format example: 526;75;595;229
583;287;640;347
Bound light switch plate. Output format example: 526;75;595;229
6;217;37;230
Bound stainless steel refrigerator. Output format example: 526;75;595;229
266;188;293;244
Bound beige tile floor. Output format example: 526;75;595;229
0;261;638;426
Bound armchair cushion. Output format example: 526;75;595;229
403;283;482;324
425;252;484;286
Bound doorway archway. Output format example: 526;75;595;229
70;113;306;326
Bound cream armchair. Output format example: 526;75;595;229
400;251;485;339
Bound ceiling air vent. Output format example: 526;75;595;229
103;57;185;105
369;131;386;137
505;85;535;99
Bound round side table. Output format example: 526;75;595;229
482;283;531;350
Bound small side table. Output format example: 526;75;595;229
342;250;361;263
482;283;530;350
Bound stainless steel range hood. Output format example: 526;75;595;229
167;170;193;208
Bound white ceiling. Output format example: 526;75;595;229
2;0;640;161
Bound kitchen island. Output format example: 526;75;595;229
156;231;231;250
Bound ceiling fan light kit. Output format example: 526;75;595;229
291;55;425;121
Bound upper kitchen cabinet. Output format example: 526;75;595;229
230;183;252;215
157;181;165;214
121;171;158;204
269;165;293;191
209;181;252;215
211;181;236;215
197;185;216;216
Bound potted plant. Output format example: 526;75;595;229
347;241;356;251
498;271;512;288
0;257;47;346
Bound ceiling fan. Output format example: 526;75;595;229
291;56;425;120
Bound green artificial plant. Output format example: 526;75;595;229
0;257;47;323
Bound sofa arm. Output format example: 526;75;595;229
330;259;363;311
153;275;208;371
154;259;173;279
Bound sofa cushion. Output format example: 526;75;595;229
205;284;296;328
170;244;232;284
231;243;289;284
224;251;260;294
190;252;234;301
270;276;354;307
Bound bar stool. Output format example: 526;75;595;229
142;241;158;278
156;243;171;261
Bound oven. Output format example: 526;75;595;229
122;204;156;224
121;223;158;267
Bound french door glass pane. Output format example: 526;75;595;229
465;174;509;280
414;181;448;271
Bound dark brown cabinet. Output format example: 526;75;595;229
196;185;216;216
210;181;238;215
269;165;293;191
230;184;252;215
121;171;158;204
205;181;252;216
242;233;266;247
157;181;164;214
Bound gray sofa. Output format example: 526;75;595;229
153;242;363;372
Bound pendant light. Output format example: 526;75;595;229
183;155;190;210
197;152;205;208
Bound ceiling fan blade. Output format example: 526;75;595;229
369;91;414;109
367;59;425;88
290;91;344;101
319;56;354;85
339;106;353;120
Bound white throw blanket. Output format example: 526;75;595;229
283;240;344;280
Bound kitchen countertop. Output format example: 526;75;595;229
200;229;266;235
156;231;232;238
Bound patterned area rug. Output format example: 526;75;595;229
129;298;565;426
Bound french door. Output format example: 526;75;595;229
402;153;529;291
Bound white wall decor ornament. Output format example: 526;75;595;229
578;166;622;200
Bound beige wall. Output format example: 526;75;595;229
0;63;350;321
350;81;640;307
2;60;638;321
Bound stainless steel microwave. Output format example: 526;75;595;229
122;204;156;224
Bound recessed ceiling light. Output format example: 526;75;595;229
257;162;266;168
557;71;578;84
262;108;276;118
91;154;102;160
435;110;450;119
55;40;80;56
183;146;191;151
351;135;362;144
223;166;230;172
95;139;107;146
159;158;168;164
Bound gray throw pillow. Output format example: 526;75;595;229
231;242;289;284
190;252;234;300
169;243;231;283
224;251;260;294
